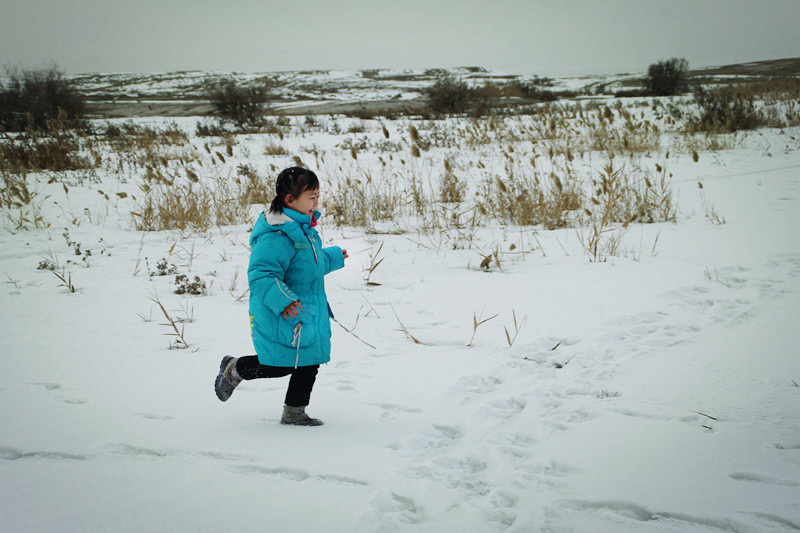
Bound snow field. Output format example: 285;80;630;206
1;117;800;532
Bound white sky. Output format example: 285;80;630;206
1;0;798;76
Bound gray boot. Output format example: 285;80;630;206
214;356;242;402
281;405;323;426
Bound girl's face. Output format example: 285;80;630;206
287;187;319;217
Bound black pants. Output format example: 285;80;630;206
235;356;319;408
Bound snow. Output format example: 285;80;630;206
2;113;800;532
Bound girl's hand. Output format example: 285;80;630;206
342;249;349;260
282;301;302;319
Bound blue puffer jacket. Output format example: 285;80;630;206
248;208;344;367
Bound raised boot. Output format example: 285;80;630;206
281;405;323;426
214;356;242;401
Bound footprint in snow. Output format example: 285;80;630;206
480;397;527;419
386;423;462;454
0;446;90;461
30;382;62;391
61;398;88;405
230;464;369;486
356;491;425;531
106;443;171;458
774;443;800;450
451;374;504;396
136;412;175;421
368;402;422;421
486;430;538;448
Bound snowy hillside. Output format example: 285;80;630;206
66;57;800;105
69;67;602;102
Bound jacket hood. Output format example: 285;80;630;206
264;210;293;227
250;209;321;246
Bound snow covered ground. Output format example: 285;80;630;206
1;114;799;532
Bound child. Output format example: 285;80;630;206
214;167;348;426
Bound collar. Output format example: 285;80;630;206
265;208;320;227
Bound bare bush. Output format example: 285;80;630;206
0;65;85;131
207;78;273;129
0;109;95;173
645;58;689;96
426;74;472;115
691;86;761;132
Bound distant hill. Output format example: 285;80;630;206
70;58;800;119
690;57;800;78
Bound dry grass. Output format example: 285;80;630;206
689;80;800;133
149;289;190;349
263;141;288;156
1;111;97;175
314;103;688;246
467;307;498;347
131;165;272;231
0;173;51;229
323;168;404;229
5;81;792;250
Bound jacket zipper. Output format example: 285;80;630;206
306;232;318;263
288;226;315;368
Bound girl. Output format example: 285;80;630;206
214;167;348;426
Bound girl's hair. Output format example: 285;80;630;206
268;167;319;214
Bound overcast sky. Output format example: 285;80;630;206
1;0;798;76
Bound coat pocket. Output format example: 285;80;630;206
275;303;318;348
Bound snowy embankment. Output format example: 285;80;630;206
1;123;799;532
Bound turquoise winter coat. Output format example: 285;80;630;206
248;208;344;367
